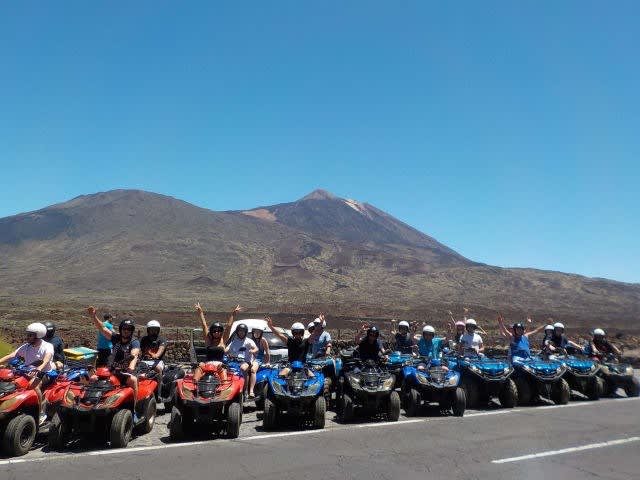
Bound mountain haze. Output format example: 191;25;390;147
0;189;638;323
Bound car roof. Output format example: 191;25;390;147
229;319;289;336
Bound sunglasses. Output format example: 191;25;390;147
211;329;223;334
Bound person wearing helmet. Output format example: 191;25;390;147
310;314;332;358
496;315;546;341
43;321;65;370
88;306;141;419
192;303;239;383
140;320;167;377
541;324;555;350
506;322;532;362
307;322;316;338
585;329;621;358
458;319;484;355
416;325;447;360
545;322;582;353
248;324;271;398
355;325;388;362
267;317;314;378
97;313;115;367
225;322;258;395
390;319;416;355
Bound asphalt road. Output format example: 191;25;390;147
2;393;639;480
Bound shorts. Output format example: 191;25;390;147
97;349;111;367
142;359;165;370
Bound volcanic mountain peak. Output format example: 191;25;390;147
298;189;339;201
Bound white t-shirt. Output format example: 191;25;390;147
15;340;56;371
227;337;256;363
460;333;483;353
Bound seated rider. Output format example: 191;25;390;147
192;303;237;382
267;317;313;377
225;322;258;395
585;328;621;359
88;307;141;420
43;321;65;370
249;324;270;399
0;322;56;424
310;315;332;358
458;319;484;355
415;325;449;371
391;320;416;355
541;324;554;350
544;322;582;354
355;325;388;363
140;320;167;377
496;314;546;340
507;323;531;362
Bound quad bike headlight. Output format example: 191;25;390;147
556;366;563;374
600;365;610;374
448;374;459;386
348;376;362;390
382;377;395;390
590;364;598;372
503;367;510;375
625;366;634;375
272;381;284;395
100;393;123;408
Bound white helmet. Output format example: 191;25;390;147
26;322;47;339
465;318;477;327
593;328;606;337
307;322;315;330
313;317;327;328
146;320;161;329
544;324;554;332
553;322;565;330
291;322;305;332
398;320;410;329
422;325;435;334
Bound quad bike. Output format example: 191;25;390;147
306;354;342;409
511;355;570;405
169;361;244;440
552;349;603;400
401;357;466;417
336;357;400;423
262;360;326;431
253;362;280;411
448;353;518;408
386;351;416;389
48;363;158;450
592;353;639;397
0;359;59;457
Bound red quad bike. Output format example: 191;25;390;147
47;364;158;450
169;361;244;441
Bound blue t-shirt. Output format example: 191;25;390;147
97;321;114;350
311;331;332;357
418;337;444;359
509;335;530;359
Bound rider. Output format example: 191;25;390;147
307;322;316;338
97;313;115;367
416;325;446;360
249;324;271;398
507;323;531;362
310;315;332;357
88;306;141;418
267;317;313;376
43;321;65;370
458;319;484;355
541;324;554;350
226;323;258;396
496;315;546;340
140;320;167;377
192;303;238;382
0;322;56;423
585;329;621;358
355;325;388;362
391;320;416;355
545;322;582;353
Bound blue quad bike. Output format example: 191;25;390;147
511;355;570;405
306;355;342;409
401;358;466;417
448;354;518;409
594;354;639;397
336;357;400;423
262;360;326;430
553;351;604;400
387;351;416;389
253;362;281;410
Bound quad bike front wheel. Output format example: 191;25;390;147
405;388;420;417
136;397;157;434
110;409;133;448
461;377;478;408
313;396;326;429
625;377;640;397
499;379;518;408
263;396;277;430
2;414;37;457
514;377;532;406
47;413;70;451
338;393;354;423
388;391;401;422
169;406;184;441
451;387;466;417
226;402;242;438
551;379;571;405
586;377;604;401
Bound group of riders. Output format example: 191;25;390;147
0;304;624;423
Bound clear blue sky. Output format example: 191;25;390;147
1;2;638;283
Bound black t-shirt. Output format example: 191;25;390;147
287;337;310;363
109;334;141;369
140;335;167;360
48;336;65;362
357;338;384;361
394;333;414;354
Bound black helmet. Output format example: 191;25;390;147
119;318;136;333
44;321;56;338
209;322;224;334
367;326;380;338
512;322;525;332
236;323;248;336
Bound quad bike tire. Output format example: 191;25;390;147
603;379;618;397
47;413;70;451
226;402;242;438
338;393;354;423
388;391;401;422
2;414;36;457
323;378;332;410
263;396;277;430
514;377;532;406
136;397;157;434
551;379;571;405
255;384;268;411
109;409;133;448
451;387;466;417
405;388;421;417
586;377;604;401
461;377;478;408
624;377;640;397
313;396;326;429
499;379;518;408
169;406;185;441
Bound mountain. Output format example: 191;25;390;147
0;189;638;324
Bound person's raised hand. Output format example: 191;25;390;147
195;302;204;314
87;306;96;317
232;304;243;315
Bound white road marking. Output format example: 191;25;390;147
465;409;520;417
492;436;640;464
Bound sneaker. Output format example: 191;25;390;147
39;413;48;426
133;413;141;424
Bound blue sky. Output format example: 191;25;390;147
1;2;638;283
